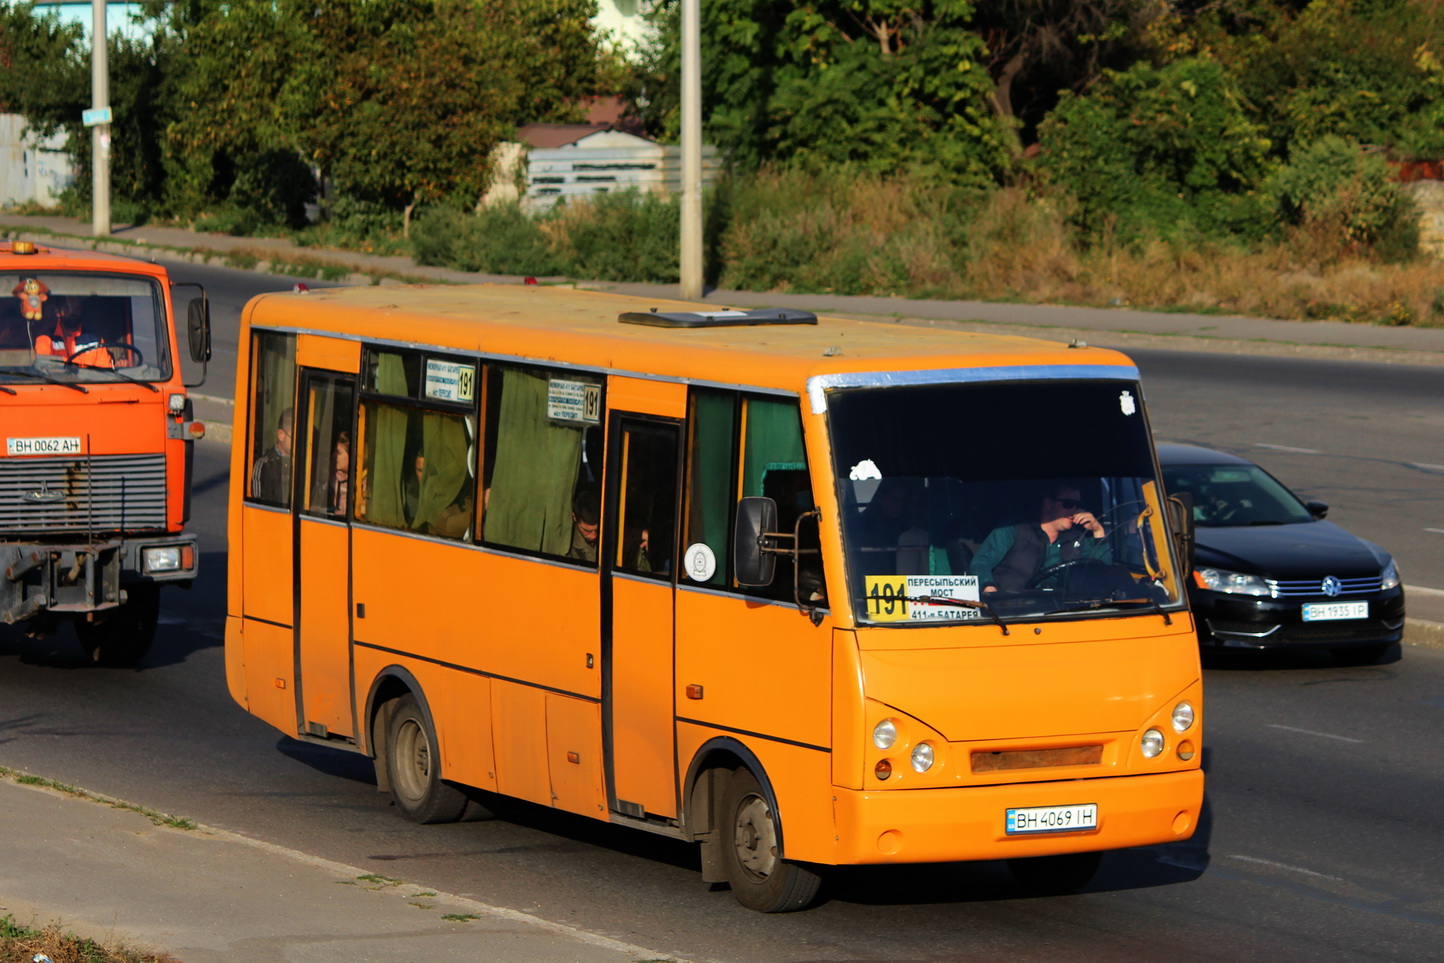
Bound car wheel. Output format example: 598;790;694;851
385;694;468;824
720;767;822;912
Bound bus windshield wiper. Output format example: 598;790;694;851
0;368;88;393
62;360;159;392
900;595;1010;636
1058;593;1172;625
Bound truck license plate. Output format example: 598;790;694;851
7;436;83;456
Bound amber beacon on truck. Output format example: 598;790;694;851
1;240;211;665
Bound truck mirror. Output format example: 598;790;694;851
733;496;778;587
187;297;211;364
1166;493;1195;573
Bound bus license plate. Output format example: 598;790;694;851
1006;803;1097;835
1302;601;1368;622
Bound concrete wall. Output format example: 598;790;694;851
1402;180;1444;259
0;115;75;208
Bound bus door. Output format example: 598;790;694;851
602;379;685;821
293;336;359;740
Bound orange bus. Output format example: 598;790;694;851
2;239;210;664
225;283;1202;911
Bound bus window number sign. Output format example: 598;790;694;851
424;359;476;403
866;576;909;621
547;379;600;425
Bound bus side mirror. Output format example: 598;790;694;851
1167;493;1195;573
187;297;212;364
734;496;778;587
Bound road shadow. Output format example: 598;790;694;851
1201;641;1402;672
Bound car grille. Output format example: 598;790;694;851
1206;618;1397;645
0;453;167;534
1267;575;1382;598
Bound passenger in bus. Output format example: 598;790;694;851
313;432;350;516
33;296;114;368
971;484;1110;593
567;489;601;562
854;477;929;575
251;407;294;505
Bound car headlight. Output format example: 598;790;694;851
1381;559;1400;590
1194;567;1271;596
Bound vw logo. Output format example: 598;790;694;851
1321;576;1343;597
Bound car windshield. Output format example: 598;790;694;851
1161;461;1314;527
826;377;1186;626
1;272;172;385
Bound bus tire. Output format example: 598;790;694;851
719;767;822;912
76;585;159;667
385;694;468;824
1006;851;1102;895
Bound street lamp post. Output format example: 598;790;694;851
91;0;110;237
679;0;702;299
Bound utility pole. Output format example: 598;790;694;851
91;0;111;237
678;0;702;299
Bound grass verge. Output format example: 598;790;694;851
0;914;178;963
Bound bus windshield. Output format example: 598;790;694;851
826;377;1185;626
1;272;172;384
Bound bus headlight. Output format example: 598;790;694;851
873;719;897;750
910;742;935;773
1141;728;1165;758
1172;701;1195;732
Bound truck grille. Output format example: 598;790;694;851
0;453;167;534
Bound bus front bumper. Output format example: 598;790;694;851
821;769;1203;865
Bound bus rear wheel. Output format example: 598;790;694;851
1007;851;1102;895
385;694;468;824
76;585;159;667
719;767;822;912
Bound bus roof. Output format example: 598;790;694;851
243;283;1137;394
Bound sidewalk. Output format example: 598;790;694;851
0;777;687;963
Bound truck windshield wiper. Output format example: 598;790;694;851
62;360;159;392
0;368;88;393
898;595;1010;636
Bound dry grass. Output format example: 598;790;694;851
0;917;178;963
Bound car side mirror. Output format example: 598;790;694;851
1305;500;1328;519
733;496;778;587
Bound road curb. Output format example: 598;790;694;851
1405;617;1444;650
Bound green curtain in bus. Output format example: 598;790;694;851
482;369;583;555
687;390;734;586
364;355;411;528
743;397;806;496
413;411;470;534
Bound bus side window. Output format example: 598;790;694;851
616;424;678;577
742;396;820;603
247;332;296;507
683;388;736;587
482;365;603;562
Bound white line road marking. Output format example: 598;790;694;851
1412;463;1444;472
1253;443;1321;454
1268;724;1364;744
1425;528;1444;535
1227;855;1346;883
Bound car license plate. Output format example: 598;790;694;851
1006;803;1097;835
1302;601;1368;622
7;436;83;456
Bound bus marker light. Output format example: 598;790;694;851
1177;740;1196;761
874;759;892;780
685;684;703;700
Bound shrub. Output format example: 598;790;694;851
1268;136;1419;261
412;203;561;276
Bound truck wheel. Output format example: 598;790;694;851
76;585;159;667
719;767;822;912
385;694;468;824
1007;851;1102;895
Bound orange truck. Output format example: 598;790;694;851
1;239;211;664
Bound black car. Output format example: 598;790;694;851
1157;443;1405;664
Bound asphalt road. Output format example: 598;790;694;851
3;264;1442;961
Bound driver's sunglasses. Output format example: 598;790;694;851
1052;497;1082;510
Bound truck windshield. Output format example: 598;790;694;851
826;377;1185;626
1;272;171;384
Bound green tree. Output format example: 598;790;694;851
1037;56;1275;244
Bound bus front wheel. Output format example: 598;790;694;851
385;694;468;824
719;767;822;912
